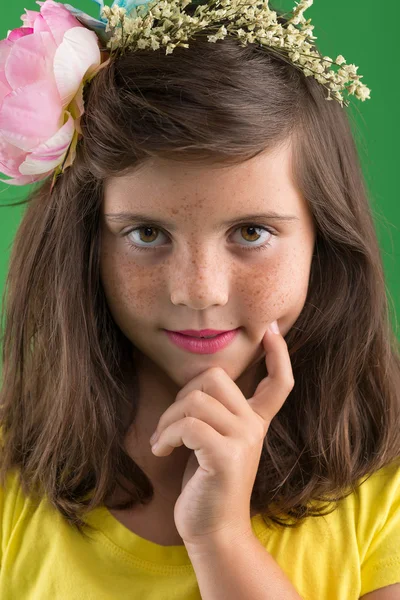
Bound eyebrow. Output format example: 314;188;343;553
104;211;300;230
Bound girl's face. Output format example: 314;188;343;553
99;140;316;396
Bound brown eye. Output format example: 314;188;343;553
123;223;277;254
137;227;159;243
239;226;262;243
123;226;167;253
231;224;276;252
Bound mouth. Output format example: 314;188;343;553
164;329;240;354
170;329;237;338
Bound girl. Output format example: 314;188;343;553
0;0;399;598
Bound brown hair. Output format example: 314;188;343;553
1;6;399;537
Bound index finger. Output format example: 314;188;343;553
247;326;294;423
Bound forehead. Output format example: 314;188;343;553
102;140;307;218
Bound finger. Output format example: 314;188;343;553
151;417;230;475
175;366;251;418
247;326;294;423
151;391;241;446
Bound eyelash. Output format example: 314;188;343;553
122;223;278;254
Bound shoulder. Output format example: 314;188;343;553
355;460;400;511
355;460;400;597
0;467;27;531
0;466;29;566
0;428;33;543
351;460;400;539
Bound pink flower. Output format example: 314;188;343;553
0;0;103;186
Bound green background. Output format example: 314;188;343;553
0;1;399;343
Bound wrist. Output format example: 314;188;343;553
184;526;255;558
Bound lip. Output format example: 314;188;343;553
174;329;232;337
164;328;240;354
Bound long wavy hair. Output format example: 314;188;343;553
1;6;399;537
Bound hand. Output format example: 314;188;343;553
149;321;294;550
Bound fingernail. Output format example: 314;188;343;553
150;430;159;445
151;441;160;453
268;320;280;335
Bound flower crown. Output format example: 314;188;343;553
0;0;371;190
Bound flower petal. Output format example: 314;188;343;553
7;27;34;42
21;9;42;29
5;31;57;90
33;14;52;35
0;40;13;104
0;79;11;107
63;4;110;44
53;27;100;108
0;172;46;186
0;136;28;177
0;79;63;151
0;38;13;78
0;136;42;185
40;0;84;46
18;111;75;175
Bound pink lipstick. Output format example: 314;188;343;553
176;329;230;337
164;328;240;354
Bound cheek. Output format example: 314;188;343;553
237;250;311;320
100;247;163;327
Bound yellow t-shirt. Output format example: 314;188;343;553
0;461;399;599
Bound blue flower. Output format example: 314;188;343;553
63;0;155;45
91;0;155;20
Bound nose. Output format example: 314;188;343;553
169;247;229;310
